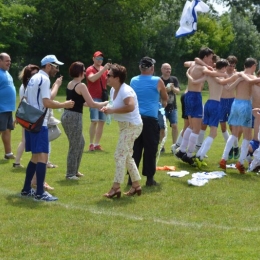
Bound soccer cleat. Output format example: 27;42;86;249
235;161;245;174
175;150;186;160
21;188;36;197
89;144;95;151
194;157;207;169
94;145;103;151
228;147;234;160
34;192;58;202
219;159;227;170
181;154;195;166
233;147;240;159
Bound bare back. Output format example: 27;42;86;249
252;84;260;108
235;76;254;100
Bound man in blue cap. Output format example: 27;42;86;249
20;55;75;201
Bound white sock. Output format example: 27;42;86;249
222;131;229;142
222;135;237;160
176;129;183;147
180;127;192;152
187;133;199;157
233;138;239;148
196;130;205;147
200;136;213;160
239;139;250;164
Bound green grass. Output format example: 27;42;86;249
1;93;260;259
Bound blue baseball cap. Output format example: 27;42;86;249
41;55;64;66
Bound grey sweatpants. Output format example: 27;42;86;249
61;109;85;177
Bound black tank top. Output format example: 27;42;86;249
66;83;85;113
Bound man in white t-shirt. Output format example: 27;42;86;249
21;55;75;202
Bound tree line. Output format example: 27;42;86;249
1;0;260;87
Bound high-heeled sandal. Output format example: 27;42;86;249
124;185;142;196
103;187;121;198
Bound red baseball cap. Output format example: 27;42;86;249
93;51;103;57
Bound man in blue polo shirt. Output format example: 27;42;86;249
20;55;75;202
0;53;16;160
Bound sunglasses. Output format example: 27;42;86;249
50;63;59;69
107;74;114;78
95;57;104;61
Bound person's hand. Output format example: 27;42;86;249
100;106;112;114
63;100;75;108
206;65;214;71
53;76;63;88
104;63;111;70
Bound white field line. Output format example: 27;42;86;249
1;187;259;233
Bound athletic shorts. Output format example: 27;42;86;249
203;100;221;127
185;91;203;118
89;98;106;122
250;139;259;152
181;93;188;119
228;99;252;128
25;126;49;153
219;98;234;123
0;112;14;131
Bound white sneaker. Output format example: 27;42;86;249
66;175;79;180
171;144;179;154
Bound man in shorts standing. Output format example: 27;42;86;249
0;53;16;160
86;51;111;151
21;55;75;201
158;63;180;152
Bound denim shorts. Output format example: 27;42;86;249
89;98;106;122
158;109;178;129
25;126;49;153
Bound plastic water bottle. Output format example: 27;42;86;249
105;101;113;125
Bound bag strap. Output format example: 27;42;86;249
92;65;104;90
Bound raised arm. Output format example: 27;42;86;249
215;73;240;85
186;67;207;84
224;77;244;91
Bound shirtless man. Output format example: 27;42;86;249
219;55;241;160
187;59;230;167
175;47;226;165
219;58;260;173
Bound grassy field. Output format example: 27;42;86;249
1;94;260;260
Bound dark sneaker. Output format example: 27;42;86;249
34;192;58;202
175;150;186;160
181;154;195;166
233;147;240;159
228;147;234;160
21;188;36;197
146;179;159;186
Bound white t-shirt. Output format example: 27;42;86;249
110;83;142;125
25;70;50;126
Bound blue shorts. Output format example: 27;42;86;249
185;91;203;118
250;140;259;152
219;98;234;123
158;109;177;129
228;99;252;128
25;126;49;153
203;100;220;127
89;98;106;122
0;112;14;131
